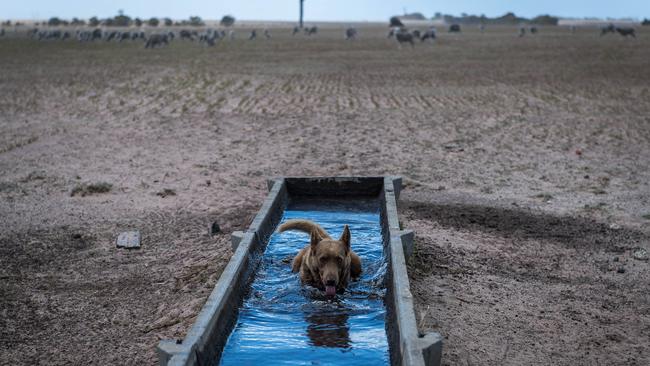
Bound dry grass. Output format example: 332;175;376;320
70;182;113;197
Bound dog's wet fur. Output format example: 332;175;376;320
279;219;362;296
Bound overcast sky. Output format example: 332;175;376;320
2;1;648;21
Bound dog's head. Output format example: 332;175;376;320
309;225;351;296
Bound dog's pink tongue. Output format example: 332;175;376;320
325;285;336;296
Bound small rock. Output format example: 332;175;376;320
72;233;82;239
176;339;183;345
443;143;464;152
617;266;625;274
156;189;176;198
575;149;582;156
206;180;211;187
584;175;590;179
613;256;619;262
210;222;221;235
632;248;648;261
116;231;141;249
609;223;621;230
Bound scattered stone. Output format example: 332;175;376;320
616;266;625;274
156;189;176;198
605;333;624;342
176;339;183;345
480;186;494;194
72;233;82;240
613;256;619;262
443;143;464;152
210;221;221;235
0;181;19;193
609;223;621;230
21;170;47;182
116;231;141;249
575;149;582;156
584;175;590;179
632;248;648;261
534;193;553;202
206;180;211;186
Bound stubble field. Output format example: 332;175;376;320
1;24;649;365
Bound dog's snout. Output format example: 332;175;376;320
326;279;336;286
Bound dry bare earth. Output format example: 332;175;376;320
1;25;649;365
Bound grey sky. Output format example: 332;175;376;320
2;1;648;21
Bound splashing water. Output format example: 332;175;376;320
219;198;389;365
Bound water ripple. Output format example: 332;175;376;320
219;198;388;365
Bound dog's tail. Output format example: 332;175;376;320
278;219;330;239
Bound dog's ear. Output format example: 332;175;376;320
339;225;351;253
310;230;321;248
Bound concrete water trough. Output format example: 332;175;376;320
157;176;442;366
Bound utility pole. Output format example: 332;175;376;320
300;0;305;28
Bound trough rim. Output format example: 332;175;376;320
157;176;442;366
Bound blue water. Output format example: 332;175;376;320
219;199;389;365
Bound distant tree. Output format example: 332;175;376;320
148;18;159;27
495;12;524;24
220;15;235;27
134;18;143;27
71;17;85;25
530;14;559;25
112;10;132;26
188;16;204;26
642;18;650;26
48;17;63;26
433;12;442;19
1;20;11;26
88;17;100;27
163;18;173;26
389;16;404;27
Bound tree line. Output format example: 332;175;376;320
37;12;236;27
430;12;560;25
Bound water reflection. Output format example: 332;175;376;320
305;311;351;348
218;199;389;365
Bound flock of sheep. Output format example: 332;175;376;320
0;22;639;49
600;23;637;37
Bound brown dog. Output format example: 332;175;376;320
279;219;362;296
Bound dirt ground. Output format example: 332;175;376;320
1;24;649;365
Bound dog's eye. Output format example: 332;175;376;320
319;257;327;264
336;257;343;264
